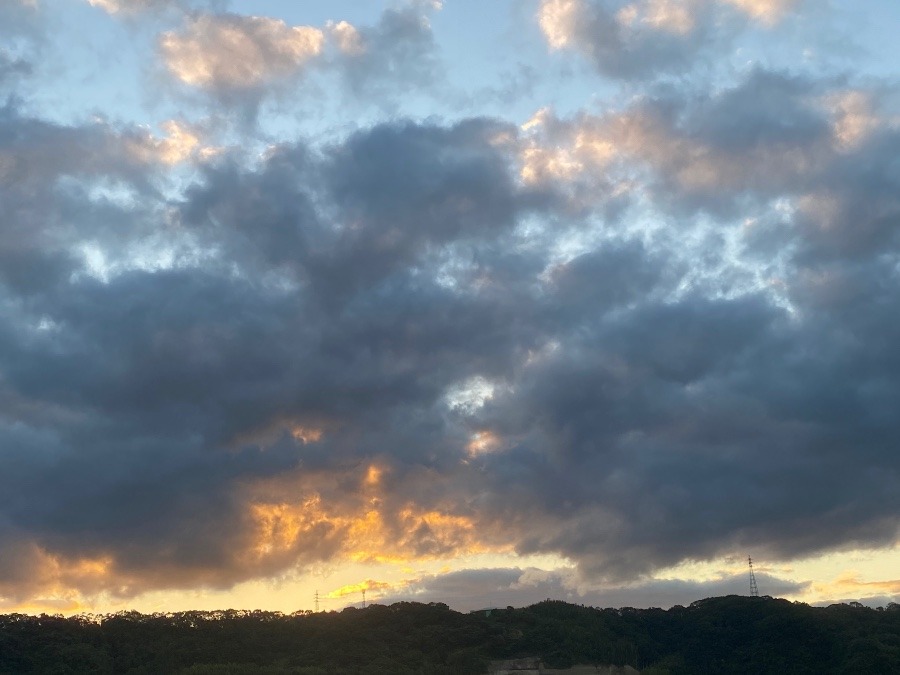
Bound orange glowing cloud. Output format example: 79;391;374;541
0;542;118;613
302;502;491;565
243;464;511;573
2;460;511;612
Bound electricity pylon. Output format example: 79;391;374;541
748;556;760;597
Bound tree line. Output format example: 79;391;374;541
2;595;900;673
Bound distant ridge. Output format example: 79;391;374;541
2;596;899;673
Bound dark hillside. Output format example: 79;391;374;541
2;596;899;674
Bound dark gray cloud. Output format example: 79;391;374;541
597;69;835;216
0;0;39;35
536;0;807;81
378;567;808;611
0;1;40;97
0;53;31;88
2;41;900;609
0;100;170;299
0;112;549;599
328;2;443;101
537;0;729;81
461;230;900;579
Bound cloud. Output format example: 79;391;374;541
537;0;719;79
0;100;214;357
0;0;41;65
519;69;895;239
0;113;541;602
327;20;364;57
5;0;900;613
126;119;220;165
2;0;38;15
154;3;443;115
326;2;443;101
159;13;324;92
5;94;900;602
537;0;800;79
378;566;809;611
721;0;798;25
87;0;171;13
616;0;698;35
0;52;32;88
85;0;220;15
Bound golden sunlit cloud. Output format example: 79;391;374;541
825;90;880;151
520;100;832;200
519;144;583;186
245;497;495;568
538;0;582;50
538;0;796;60
0;542;117;614
327;20;365;56
160;14;324;90
519;109;590;186
244;464;512;576
125;120;220;166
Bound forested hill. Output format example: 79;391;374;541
2;595;899;674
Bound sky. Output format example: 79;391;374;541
3;0;900;616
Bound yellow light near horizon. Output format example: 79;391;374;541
327;578;392;599
11;545;900;617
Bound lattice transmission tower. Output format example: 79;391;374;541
748;556;760;597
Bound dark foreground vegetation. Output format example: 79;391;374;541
3;595;900;674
